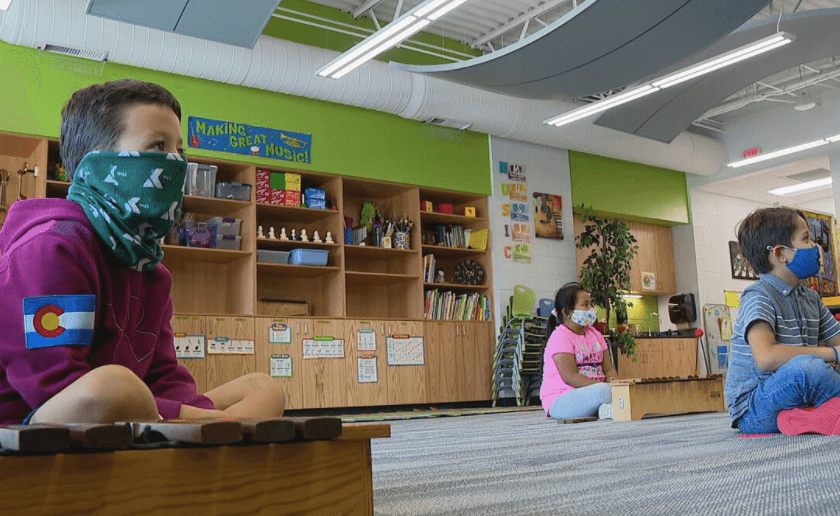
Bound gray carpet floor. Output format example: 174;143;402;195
370;411;840;516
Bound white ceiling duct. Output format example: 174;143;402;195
0;0;725;176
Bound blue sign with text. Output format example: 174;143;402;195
188;116;312;164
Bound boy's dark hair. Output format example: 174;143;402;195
547;282;588;336
736;207;808;274
60;79;182;180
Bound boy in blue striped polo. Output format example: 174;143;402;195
725;207;840;435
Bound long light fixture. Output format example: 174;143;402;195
544;32;795;127
317;0;470;80
0;0;14;11
768;177;833;196
728;132;840;168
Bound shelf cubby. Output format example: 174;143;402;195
256;264;344;318
345;273;422;320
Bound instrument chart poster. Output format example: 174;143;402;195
270;323;292;344
533;193;563;240
303;337;345;358
357;328;376;351
386;335;425;366
357;356;378;383
270;354;293;378
188;116;312;164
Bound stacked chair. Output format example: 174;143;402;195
492;286;550;406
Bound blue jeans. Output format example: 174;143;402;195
738;355;840;433
549;382;612;419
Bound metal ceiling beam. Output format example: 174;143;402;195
352;0;387;18
470;0;575;48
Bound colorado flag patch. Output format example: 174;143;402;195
23;295;96;349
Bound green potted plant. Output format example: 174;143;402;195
575;205;639;357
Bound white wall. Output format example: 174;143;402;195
489;137;578;325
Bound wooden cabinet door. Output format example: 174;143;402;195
654;225;677;295
205;316;256;392
344;319;388;407
171;315;207;394
456;323;478;402
424;321;459;403
470;322;496;401
254;317;305;410
300;319;347;409
385;320;426;405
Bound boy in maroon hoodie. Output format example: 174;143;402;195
0;79;285;424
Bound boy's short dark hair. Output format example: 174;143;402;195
736;207;808;274
60;79;182;180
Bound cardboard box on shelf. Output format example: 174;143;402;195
270;171;285;190
270;189;285;205
257;169;271;187
283;190;301;207
259;299;310;317
285;173;301;191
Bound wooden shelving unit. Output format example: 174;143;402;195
7;133;496;409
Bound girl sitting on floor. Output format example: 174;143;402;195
540;282;617;420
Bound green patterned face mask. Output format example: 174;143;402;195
67;151;187;272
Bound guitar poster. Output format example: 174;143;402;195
533;193;563;240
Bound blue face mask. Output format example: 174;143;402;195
771;244;821;279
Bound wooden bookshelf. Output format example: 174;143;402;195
10;134;496;409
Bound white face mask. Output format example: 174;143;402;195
570;308;598;327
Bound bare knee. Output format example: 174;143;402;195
243;373;285;415
77;365;158;423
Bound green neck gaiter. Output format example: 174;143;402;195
67;151;187;272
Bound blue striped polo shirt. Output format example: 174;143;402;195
724;273;840;427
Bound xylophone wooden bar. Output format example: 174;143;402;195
291;416;343;440
0;424;71;453
123;419;244;445
61;423;134;449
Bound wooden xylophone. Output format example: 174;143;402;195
0;416;389;515
609;374;726;421
0;416;343;453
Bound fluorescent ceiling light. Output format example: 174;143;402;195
0;0;13;10
544;32;795;128
827;134;840;143
317;0;470;79
768;177;833;196
727;139;829;168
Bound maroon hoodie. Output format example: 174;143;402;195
0;198;215;423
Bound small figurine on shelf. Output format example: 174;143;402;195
300;229;309;242
291;229;297;241
435;269;445;284
280;228;289;241
313;230;322;243
268;227;276;240
257;225;265;239
325;231;334;244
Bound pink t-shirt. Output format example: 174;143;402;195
540;324;609;415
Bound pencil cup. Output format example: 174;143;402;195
394;232;410;249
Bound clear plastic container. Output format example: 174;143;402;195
289;248;329;266
257;250;290;264
215;182;252;201
206;217;242;237
179;222;216;248
185;163;218;197
215;234;242;250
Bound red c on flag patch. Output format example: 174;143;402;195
33;304;66;338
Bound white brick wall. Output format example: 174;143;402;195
489;137;578;325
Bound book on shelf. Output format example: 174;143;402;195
424;289;490;321
423;254;436;283
432;224;468;248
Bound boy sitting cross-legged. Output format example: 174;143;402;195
726;207;840;435
0;79;284;424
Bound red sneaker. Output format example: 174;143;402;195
777;397;840;435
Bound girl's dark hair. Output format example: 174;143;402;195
736;207;808;274
60;79;182;180
547;282;588;336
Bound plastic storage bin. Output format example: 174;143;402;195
206;217;242;236
257;250;290;264
216;182;252;201
215;234;242;250
289;249;329;266
185;163;218;197
179;222;216;248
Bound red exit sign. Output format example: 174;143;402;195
743;147;761;158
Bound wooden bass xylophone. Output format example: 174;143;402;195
609;374;726;421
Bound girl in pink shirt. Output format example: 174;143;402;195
540;282;617;419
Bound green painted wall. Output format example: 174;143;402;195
267;1;482;66
569;151;690;225
0;40;491;195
